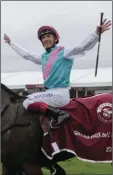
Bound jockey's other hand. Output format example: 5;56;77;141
96;19;111;35
4;34;11;44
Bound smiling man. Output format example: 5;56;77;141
4;19;111;123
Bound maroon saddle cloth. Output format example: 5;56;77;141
40;93;112;163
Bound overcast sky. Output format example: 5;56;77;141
1;1;112;72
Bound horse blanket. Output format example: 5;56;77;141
40;93;112;163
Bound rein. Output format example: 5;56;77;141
1;120;32;136
1;104;9;116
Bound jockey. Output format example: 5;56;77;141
4;19;111;122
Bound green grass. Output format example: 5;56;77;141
0;158;112;174
42;158;112;174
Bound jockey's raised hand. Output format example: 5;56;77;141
4;33;42;64
96;19;111;35
4;34;11;44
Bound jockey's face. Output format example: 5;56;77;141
41;34;57;49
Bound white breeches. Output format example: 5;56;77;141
23;88;70;109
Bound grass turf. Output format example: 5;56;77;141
42;158;112;174
0;158;111;174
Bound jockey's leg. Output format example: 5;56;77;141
23;88;70;121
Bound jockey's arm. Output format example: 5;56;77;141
64;32;99;59
9;41;41;64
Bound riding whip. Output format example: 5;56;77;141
95;12;104;77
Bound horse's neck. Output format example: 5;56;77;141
1;84;25;99
1;84;26;115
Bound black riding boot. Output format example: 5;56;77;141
45;106;70;124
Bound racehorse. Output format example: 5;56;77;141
1;83;112;175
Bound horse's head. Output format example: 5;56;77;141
1;83;43;165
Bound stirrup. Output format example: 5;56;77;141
50;119;60;129
50;112;70;129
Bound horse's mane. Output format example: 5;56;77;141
1;83;25;99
